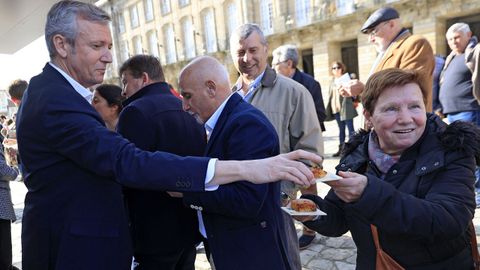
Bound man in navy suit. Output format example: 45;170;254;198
272;44;326;250
16;1;321;269
117;55;205;270
178;56;290;270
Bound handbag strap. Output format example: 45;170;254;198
371;224;382;250
470;221;480;269
372;222;479;268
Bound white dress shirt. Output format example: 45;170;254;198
49;62;93;103
197;93;234;238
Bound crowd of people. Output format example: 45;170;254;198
0;79;28;270
0;0;479;269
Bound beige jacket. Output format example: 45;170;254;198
233;67;324;196
374;31;435;111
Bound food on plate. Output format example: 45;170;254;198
290;199;316;212
310;166;327;178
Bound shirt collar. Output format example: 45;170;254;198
49;62;93;103
204;93;234;139
234;70;265;101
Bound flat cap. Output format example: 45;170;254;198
361;7;399;33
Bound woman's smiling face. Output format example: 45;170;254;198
365;82;426;155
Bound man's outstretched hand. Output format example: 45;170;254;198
243;150;323;187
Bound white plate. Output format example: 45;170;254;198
315;171;342;183
281;206;326;216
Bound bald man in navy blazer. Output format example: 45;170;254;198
178;56;291;270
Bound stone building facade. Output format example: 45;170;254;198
98;0;480;95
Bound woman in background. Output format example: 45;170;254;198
0;146;20;270
326;61;357;157
92;84;124;131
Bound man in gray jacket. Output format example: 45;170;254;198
438;22;480;206
230;23;324;269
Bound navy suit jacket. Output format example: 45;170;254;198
16;64;209;270
117;82;205;254
183;93;290;270
292;69;326;131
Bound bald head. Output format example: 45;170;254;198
179;56;233;123
180;56;231;91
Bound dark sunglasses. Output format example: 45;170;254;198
331;66;341;70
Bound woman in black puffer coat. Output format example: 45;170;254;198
298;69;480;269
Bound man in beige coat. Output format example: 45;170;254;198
230;23;324;269
342;7;435;111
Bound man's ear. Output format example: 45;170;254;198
205;80;216;97
10;98;20;106
287;59;294;68
141;72;150;85
52;34;69;58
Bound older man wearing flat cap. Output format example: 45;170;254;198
341;7;435;111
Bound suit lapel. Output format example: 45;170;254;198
204;93;242;155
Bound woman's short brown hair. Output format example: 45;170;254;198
361;68;427;114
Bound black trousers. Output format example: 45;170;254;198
0;219;12;270
133;245;196;270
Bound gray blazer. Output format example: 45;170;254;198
0;148;19;221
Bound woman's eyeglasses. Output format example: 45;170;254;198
331;66;341;70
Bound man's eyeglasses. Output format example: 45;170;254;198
368;21;389;37
331;66;341;70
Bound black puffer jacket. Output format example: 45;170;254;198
304;114;480;269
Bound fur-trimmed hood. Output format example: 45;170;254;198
342;114;480;165
441;119;480;164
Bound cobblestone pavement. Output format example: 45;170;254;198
9;120;480;269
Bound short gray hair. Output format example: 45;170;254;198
446;22;471;36
229;23;267;47
45;0;110;58
272;44;299;68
